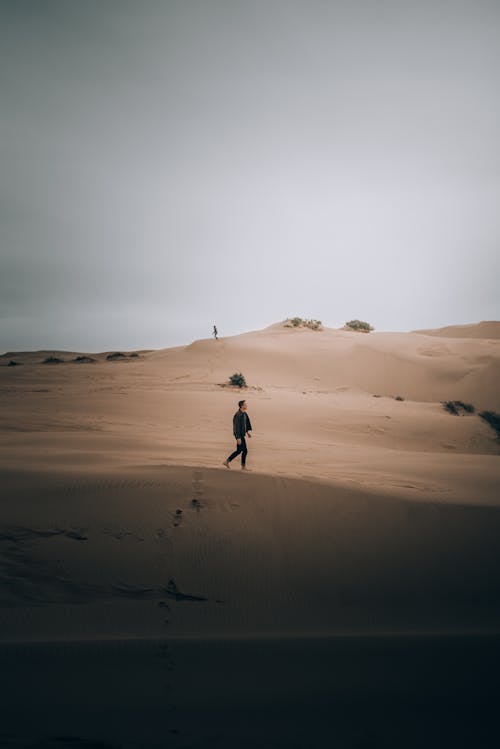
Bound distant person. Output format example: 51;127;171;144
213;325;218;340
223;400;252;470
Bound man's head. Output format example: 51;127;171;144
238;400;247;411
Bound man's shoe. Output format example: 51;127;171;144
223;460;230;469
241;465;251;471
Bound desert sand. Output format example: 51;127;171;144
1;321;500;747
414;320;500;339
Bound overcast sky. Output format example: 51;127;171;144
1;0;499;352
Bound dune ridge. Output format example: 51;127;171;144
413;320;500;339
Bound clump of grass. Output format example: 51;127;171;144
43;356;64;364
7;360;20;367
285;317;322;330
442;400;475;415
394;395;405;401
106;352;126;360
129;352;140;358
229;372;247;388
479;411;500;439
74;356;96;363
307;319;322;330
344;319;374;333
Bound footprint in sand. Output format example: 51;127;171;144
171;471;205;528
189;470;205;511
192;469;204;496
156;642;174;671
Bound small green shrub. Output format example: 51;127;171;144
307;319;322;330
345;319;374;332
43;356;64;364
394;395;405;401
479;411;500;439
229;372;247;388
286;317;322;330
7;360;19;367
106;352;126;360
74;356;96;363
442;400;475;415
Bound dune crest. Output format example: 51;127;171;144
413;320;500;339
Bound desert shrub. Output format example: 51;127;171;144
129;352;139;358
461;402;475;413
394;395;405;401
7;360;20;367
345;319;374;332
442;400;475;415
229;372;247;388
43;356;64;364
286;317;322;330
74;356;96;363
106;352;126;360
479;411;500;439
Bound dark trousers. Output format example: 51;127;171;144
227;436;247;466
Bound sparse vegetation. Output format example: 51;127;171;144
479;411;500;439
344;319;374;333
394;395;405;401
129;352;140;358
285;317;322;331
43;356;64;364
74;356;96;364
229;372;247;388
7;360;20;367
442;400;475;416
106;352;126;360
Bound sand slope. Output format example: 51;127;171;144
2;465;500;643
1;321;500;643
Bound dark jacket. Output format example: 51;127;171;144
233;410;252;439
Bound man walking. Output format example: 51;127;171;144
223;400;252;470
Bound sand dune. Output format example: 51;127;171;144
1;321;500;645
414;320;500;339
2;463;500;645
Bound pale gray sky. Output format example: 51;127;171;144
1;0;499;352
